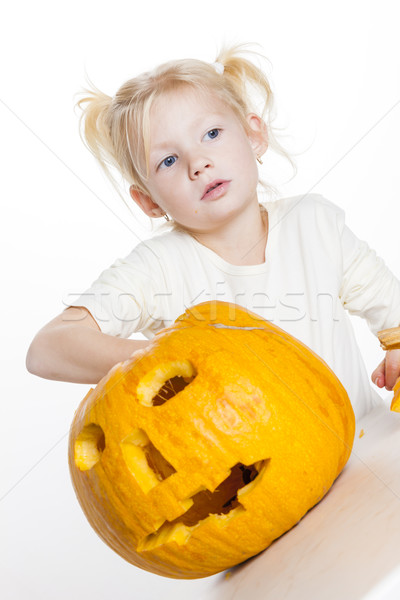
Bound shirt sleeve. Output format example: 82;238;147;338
65;241;170;339
339;223;400;335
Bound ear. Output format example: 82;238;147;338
129;185;164;218
245;113;268;160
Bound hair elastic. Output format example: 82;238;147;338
212;61;224;75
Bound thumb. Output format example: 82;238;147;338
371;358;385;388
384;349;400;391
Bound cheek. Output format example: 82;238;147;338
233;137;258;171
147;180;173;207
236;150;259;183
154;173;186;199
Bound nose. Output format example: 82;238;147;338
189;153;213;179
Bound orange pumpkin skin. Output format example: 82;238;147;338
69;301;355;579
392;380;400;412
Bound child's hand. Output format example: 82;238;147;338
371;349;400;391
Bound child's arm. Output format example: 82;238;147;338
337;215;400;392
26;306;150;384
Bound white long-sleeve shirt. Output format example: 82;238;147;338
67;193;400;420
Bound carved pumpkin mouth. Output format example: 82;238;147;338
137;458;270;552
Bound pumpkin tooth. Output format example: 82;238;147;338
120;428;177;493
138;522;194;551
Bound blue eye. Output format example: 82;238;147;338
207;128;220;139
160;156;176;169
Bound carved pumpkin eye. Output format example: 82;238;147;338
136;360;196;406
69;301;355;579
74;424;105;471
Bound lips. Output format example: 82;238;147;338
201;179;230;201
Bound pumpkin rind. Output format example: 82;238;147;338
68;300;355;579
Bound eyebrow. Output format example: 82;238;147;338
150;111;227;154
151;141;175;153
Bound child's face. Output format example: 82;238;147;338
131;86;267;233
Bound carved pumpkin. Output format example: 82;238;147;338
69;301;355;579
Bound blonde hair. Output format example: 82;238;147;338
76;44;296;233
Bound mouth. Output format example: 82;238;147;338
137;459;270;552
201;179;230;201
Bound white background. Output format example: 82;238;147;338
2;1;399;599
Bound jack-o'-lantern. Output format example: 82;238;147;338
69;301;355;579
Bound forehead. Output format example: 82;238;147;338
152;85;229;115
149;87;238;142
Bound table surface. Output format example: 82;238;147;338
202;403;400;600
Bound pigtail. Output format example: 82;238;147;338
216;44;272;116
75;80;147;214
76;83;115;174
215;44;297;194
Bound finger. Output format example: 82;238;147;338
371;359;386;388
384;349;400;391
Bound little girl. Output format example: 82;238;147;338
26;45;400;421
